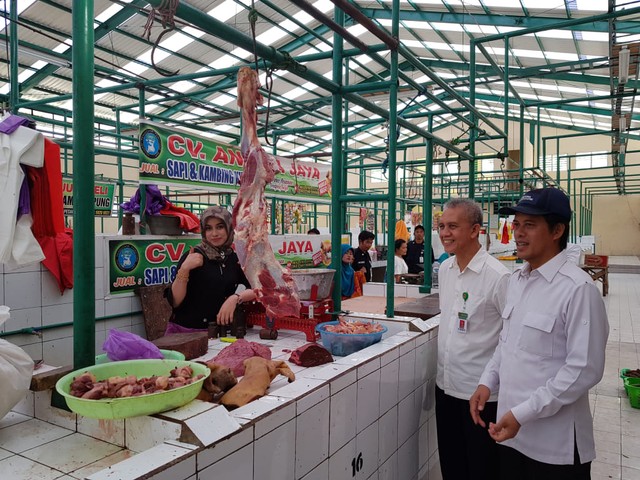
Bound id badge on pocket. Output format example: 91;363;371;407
457;311;468;333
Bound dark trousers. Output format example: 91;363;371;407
435;385;499;480
498;441;591;480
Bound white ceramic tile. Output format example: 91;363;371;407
398;350;416;401
42;304;74;328
0;454;66;480
269;377;325;400
5;272;42;309
104;296;133;316
363;284;385;296
87;442;194;480
380;346;399;367
145;451;196;480
378;452;398;480
4;307;41;331
231;395;293;421
428;450;442;480
157;399;217;422
10;390;35;416
196;425;253;470
398;338;417;357
77;417;126;447
397;431;419;480
418;421;429;472
104;316;133;331
41;323;73;342
21;432;122;473
398;391;417;446
300;459;328;480
426;338;438;380
93;268;104;301
419;379;435;427
428;417;438;458
0;411;32;429
199;443;253;480
355;420;379;480
0;418;72;453
292;384;330;415
69;449;136;480
124;416;182;453
329;383;357;455
94;299;105;318
184;404;242;447
357;369;381;433
357;356;381;379
296;397;330;479
250;399;296;440
378;406;398;466
34;390;76;430
330;368;358;394
42;336;74;367
379;358;400;415
0;447;12;461
254;419;295;479
328;437;356;480
95;239;105;269
41;271;74;307
414;339;429;386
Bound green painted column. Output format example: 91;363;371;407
72;0;96;369
138;86;147;234
469;40;477;197
420;115;434;294
519;105;525;196
330;7;345;311
9;0;18;112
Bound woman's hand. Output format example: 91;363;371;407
217;294;239;325
180;247;204;272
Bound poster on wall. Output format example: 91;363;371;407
108;237;201;295
62;178;116;217
271;234;332;269
138;120;332;203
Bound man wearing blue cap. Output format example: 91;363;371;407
470;187;609;479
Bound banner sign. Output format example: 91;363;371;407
63;178;115;217
138;120;331;203
108;237;201;295
270;234;332;270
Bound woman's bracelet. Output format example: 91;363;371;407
175;270;190;282
234;293;242;304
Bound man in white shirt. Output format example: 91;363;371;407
436;198;510;480
470;188;609;479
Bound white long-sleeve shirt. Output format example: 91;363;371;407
479;251;609;465
437;247;509;400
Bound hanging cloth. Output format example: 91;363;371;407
501;219;510;245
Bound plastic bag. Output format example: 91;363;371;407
102;329;164;361
0;339;34;418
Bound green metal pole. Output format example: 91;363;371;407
330;7;345;311
138;86;147;234
9;0;18;112
519;105;525;196
420;116;434;294
116;109;124;229
469;40;477;197
385;0;400;318
503;38;509;167
72;0;95;369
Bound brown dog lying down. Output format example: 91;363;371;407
196;361;238;403
220;357;295;409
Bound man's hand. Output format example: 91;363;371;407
469;385;491;427
488;411;521;442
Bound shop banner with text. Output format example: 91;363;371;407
108;237;201;295
63;178;115;217
271;234;333;269
138;120;331;203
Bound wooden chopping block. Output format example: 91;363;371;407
151;332;208;360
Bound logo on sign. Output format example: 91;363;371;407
141;129;162;159
115;244;139;273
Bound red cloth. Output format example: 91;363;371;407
501;221;510;245
28;138;73;293
160;201;200;233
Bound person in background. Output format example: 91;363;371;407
436;198;510;480
307;228;320;235
353;230;375;282
470;188;609;479
394;239;409;282
404;224;436;274
340;244;363;299
165;206;256;333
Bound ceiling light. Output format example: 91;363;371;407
16;45;70;68
618;46;630;84
620;144;626;155
619;116;626;133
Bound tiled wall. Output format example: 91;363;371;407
0;236;145;366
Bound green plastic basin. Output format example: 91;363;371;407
95;349;185;364
55;359;209;419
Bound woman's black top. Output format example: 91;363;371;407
165;250;250;329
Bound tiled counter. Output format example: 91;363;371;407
10;314;442;480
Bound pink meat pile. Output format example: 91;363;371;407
212;339;272;377
69;366;202;400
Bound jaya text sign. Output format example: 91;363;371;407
108;237;201;295
63;179;115;217
138;120;331;203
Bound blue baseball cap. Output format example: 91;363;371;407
498;188;572;221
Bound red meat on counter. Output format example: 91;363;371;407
288;343;333;367
212;339;272;377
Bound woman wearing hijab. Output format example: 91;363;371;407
340;244;364;299
165;206;256;333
